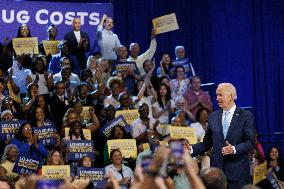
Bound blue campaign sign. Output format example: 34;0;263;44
171;58;195;78
99;115;131;137
67;140;95;161
0;120;26;141
12;155;41;175
77;167;106;188
33;124;58;146
36;179;64;189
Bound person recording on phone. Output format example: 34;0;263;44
191;83;255;189
64;18;90;75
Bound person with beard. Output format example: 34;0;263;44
97;14;121;60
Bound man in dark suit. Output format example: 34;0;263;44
64;18;90;75
49;81;72;132
192;83;255;189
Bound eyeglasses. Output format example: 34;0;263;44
23;127;32;131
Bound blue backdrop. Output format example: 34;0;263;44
12;0;284;153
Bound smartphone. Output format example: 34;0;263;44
141;155;153;172
169;140;184;167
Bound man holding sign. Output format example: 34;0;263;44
191;83;255;189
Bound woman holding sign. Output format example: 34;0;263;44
105;149;134;189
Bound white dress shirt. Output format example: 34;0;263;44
127;38;157;75
105;164;134;189
222;104;236;128
74;30;81;43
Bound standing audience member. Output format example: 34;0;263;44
127;30;157;75
97;14;121;60
170;65;190;100
64;18;90;74
183;75;213;117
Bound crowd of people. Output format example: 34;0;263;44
0;15;283;189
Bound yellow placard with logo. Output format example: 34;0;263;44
253;161;267;185
65;128;92;140
115;109;139;125
80;106;91;122
12;37;39;55
107;139;137;158
42;40;60;55
169;126;197;144
152;13;179;34
42;165;70;179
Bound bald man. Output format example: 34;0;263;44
191;83;255;189
64;18;90;74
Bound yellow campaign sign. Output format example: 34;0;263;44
12;37;39;55
142;141;168;151
115;109;139;125
65;128;92;140
80;106;91;122
152;13;179;34
107;139;137;158
169;126;197;144
42;40;60;55
253;161;267;185
42;165;70;179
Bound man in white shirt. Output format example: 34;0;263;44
127;30;157;75
96;14;121;60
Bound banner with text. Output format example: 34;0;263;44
77;167;106;188
12;155;41;175
67;140;94;161
42;165;70;179
99;115;130;138
169;126;197;144
33;125;58;146
115;109;140;125
0;1;113;48
0;120;26;141
107;139;137;158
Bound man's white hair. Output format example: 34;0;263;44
218;83;237;100
175;46;185;54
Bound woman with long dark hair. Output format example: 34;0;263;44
152;83;175;124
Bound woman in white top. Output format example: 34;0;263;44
133;77;157;118
105;149;134;189
190;108;209;142
26;57;53;95
170;65;190;100
152;83;175;124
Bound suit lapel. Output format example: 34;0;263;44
71;31;78;46
226;108;241;139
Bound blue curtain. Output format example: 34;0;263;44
19;0;284;151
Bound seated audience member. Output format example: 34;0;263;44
105;149;134;189
21;83;39;116
199;167;227;189
32;94;52;121
11;122;48;160
183;75;213;117
170;65;190;100
172;45;196;78
190;108;209;142
259;146;284;188
63;120;86;141
26;56;53;95
39;24;58;64
8;54;31;96
62;108;80;135
104;77;124;109
0;144;19;180
116;92;134;110
127;30;157;75
152;84;175;124
49;81;73;131
169;96;195;123
104;125;132;165
48;40;70;74
64;18;90;74
53;57;80;87
113;45;141;95
133;78;157;118
171;110;190;127
160;75;171;88
131;103;160;142
142;59;160;91
46;148;64;165
156;53;172;78
97;14;121;60
101;104;116;127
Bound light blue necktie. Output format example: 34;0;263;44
223;111;230;139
